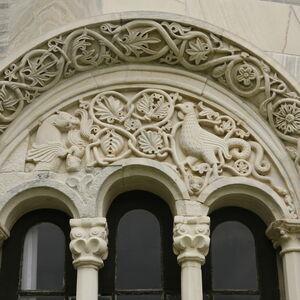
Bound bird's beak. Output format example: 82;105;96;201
175;104;183;110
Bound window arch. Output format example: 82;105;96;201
0;209;76;300
203;207;280;300
100;190;181;299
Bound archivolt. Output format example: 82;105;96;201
0;13;300;221
0;13;300;156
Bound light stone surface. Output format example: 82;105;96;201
0;0;300;81
1;3;300;300
0;0;298;58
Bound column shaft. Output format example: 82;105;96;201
267;219;300;300
70;217;108;300
181;261;202;300
173;216;210;300
281;238;300;300
76;266;98;300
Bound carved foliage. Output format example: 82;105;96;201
26;88;297;217
0;18;300;162
69;218;108;269
266;219;300;251
173;216;210;264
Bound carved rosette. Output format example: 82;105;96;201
69;217;108;269
173;216;210;265
266;220;300;255
1;18;300;173
26;88;297;217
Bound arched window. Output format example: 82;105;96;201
203;207;280;300
100;191;181;299
0;209;76;300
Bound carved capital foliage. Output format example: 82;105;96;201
266;219;300;253
1;18;300;173
173;216;210;264
69;217;108;269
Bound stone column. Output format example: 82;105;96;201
70;217;108;300
267;219;300;300
173;216;210;300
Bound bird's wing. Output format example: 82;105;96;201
197;130;226;149
27;142;62;162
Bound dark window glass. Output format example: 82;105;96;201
117;296;161;300
116;209;161;289
19;297;65;300
0;210;76;300
214;297;260;300
212;221;258;290
100;191;181;299
21;223;65;290
203;207;280;300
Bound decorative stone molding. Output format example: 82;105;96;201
1;18;300;171
266;219;300;254
173;215;210;264
69;217;108;269
25;88;296;216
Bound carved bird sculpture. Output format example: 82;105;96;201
176;102;232;177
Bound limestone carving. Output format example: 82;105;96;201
66;173;94;205
27;111;80;171
27;88;296;217
0;19;300;170
266;219;300;253
69;217;108;269
173;216;210;264
176;102;250;179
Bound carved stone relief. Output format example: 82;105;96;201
173;216;210;264
26;88;297;217
266;219;300;255
0;19;300;172
69;217;108;269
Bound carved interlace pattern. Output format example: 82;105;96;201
173;216;210;264
26;88;297;217
0;19;300;163
69;218;108;268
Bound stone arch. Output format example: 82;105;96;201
199;177;290;224
94;158;189;217
1;12;300;148
0;180;81;233
0;12;299;222
0;65;298;220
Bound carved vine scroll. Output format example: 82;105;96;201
26;88;297;218
1;19;300;167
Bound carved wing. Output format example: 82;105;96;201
197;129;227;150
27;142;63;162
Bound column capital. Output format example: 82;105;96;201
266;219;300;254
69;217;108;269
173;215;210;265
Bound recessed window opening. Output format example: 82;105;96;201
0;209;76;300
203;207;280;300
100;191;181;300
